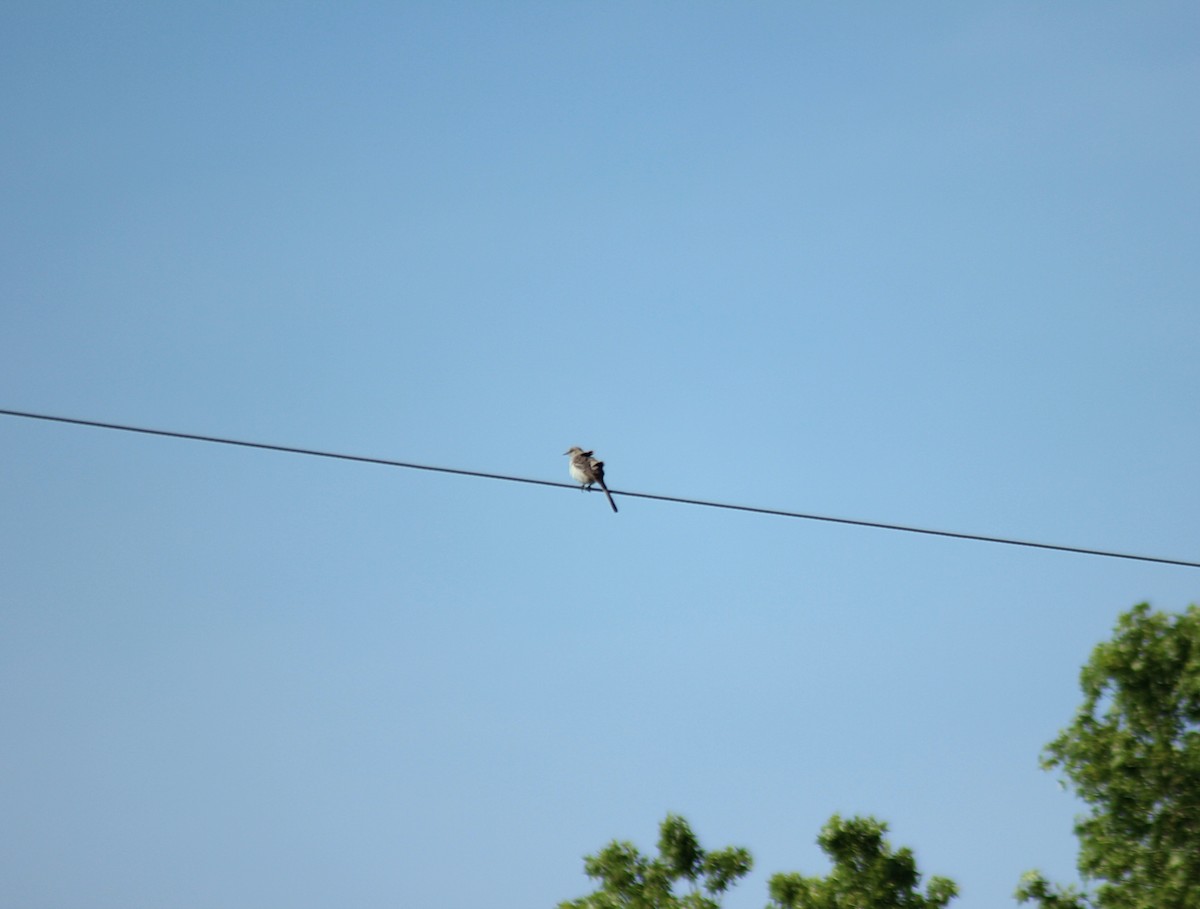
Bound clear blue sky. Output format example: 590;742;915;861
2;4;1198;908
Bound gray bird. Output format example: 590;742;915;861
564;446;618;513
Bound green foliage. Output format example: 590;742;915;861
1019;603;1200;909
1014;871;1090;909
558;814;752;909
766;814;958;909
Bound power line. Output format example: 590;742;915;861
3;406;1198;570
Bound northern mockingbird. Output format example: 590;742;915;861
564;446;618;513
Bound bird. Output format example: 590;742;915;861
564;446;618;513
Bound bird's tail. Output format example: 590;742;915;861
598;480;618;513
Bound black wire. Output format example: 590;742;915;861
3;407;1197;569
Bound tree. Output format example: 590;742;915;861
558;813;752;909
766;814;958;909
1018;603;1200;909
